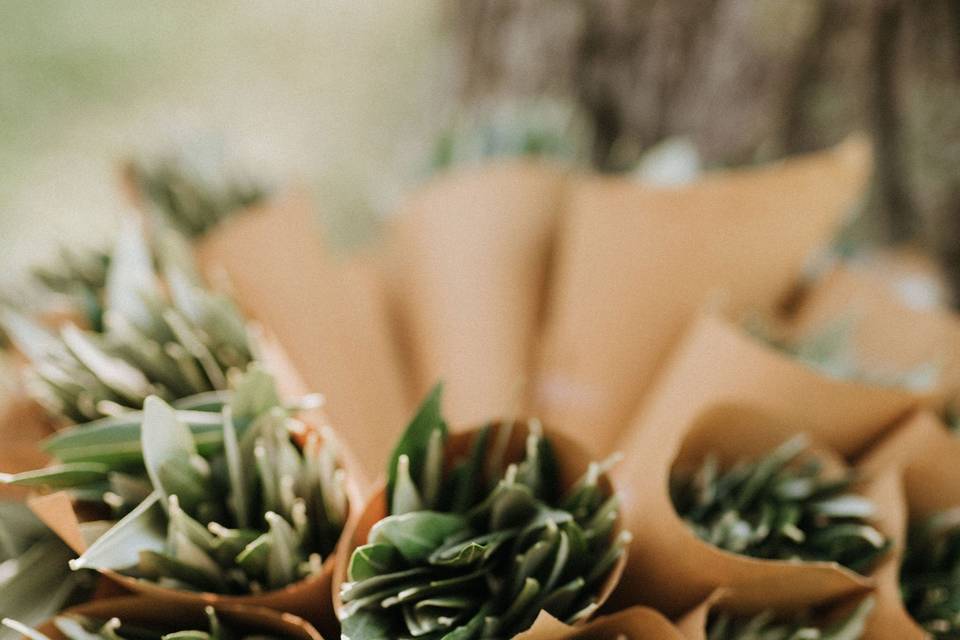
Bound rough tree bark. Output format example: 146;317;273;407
450;0;960;301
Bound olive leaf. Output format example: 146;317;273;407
341;386;627;639
42;369;350;595
671;434;890;574
387;382;446;513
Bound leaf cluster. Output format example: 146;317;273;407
128;148;268;239
3;220;253;423
706;597;874;640
671;435;890;574
4;369;347;595
340;384;629;639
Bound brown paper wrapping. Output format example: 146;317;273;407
0;393;55;501
331;421;626;635
792;263;960;400
27;414;364;640
36;595;324;640
856;410;960;640
531;136;872;456
610;402;891;617
194;193;411;489
384;161;567;428
514;606;685;639
620;312;933;460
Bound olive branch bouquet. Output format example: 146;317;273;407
2;218;253;424
336;384;630;640
3;368;349;599
671;434;890;574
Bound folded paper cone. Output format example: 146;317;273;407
35;595;324;640
621;312;932;459
331;421;626;633
792;263;960;399
514;606;685;639
857;410;960;639
532;136;873;456
0;394;55;501
27;418;363;640
611;402;887;616
194;192;411;487
384;160;567;427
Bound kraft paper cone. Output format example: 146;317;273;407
35;596;324;640
514;606;685;639
792;263;960;400
331;421;626;632
0;393;55;501
620;312;931;460
385;160;567;428
857;410;960;639
611;402;889;617
194;192;411;488
532;136;872;456
27;419;362;640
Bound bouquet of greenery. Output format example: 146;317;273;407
126;145;268;239
335;384;630;639
705;597;874;640
671;434;890;574
3;368;349;616
2;218;254;424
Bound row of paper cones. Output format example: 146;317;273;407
21;404;960;639
5;133;960;637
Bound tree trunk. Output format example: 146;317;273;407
449;0;960;301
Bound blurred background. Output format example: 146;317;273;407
2;1;959;296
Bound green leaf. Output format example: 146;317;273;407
1;463;109;489
229;366;281;422
2;619;54;640
141;396;204;509
369;512;467;563
391;455;424;516
60;324;151;404
340;610;392;640
72;491;166;571
43;410;227;469
387;383;446;514
104;216;162;333
348;543;400;582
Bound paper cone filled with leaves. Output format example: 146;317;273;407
611;401;896;616
332;384;629;638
